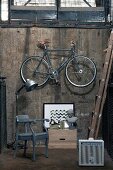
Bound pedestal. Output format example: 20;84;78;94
48;129;77;149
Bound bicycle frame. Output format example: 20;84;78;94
39;42;77;80
20;41;97;87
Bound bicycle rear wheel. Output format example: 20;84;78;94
20;56;49;87
66;56;97;87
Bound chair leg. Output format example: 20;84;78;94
32;140;36;161
23;140;27;156
45;139;48;158
13;140;18;158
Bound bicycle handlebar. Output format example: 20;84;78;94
37;40;76;51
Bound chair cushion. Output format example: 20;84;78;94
34;132;48;140
18;133;33;140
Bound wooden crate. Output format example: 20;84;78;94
48;129;77;149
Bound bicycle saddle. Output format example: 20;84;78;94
37;39;50;49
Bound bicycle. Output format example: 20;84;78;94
20;40;97;88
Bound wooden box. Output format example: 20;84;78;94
48;129;77;149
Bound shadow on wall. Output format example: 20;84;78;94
17;95;29;111
64;77;96;96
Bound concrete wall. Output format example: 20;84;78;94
0;28;110;143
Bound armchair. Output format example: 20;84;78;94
14;114;49;161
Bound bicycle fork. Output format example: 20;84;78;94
72;57;83;81
32;58;43;76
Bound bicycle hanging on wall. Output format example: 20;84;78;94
20;40;97;88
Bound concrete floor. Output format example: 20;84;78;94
0;147;113;170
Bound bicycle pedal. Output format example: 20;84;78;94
49;79;60;85
49;79;56;85
55;81;61;86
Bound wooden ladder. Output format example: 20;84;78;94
88;31;113;139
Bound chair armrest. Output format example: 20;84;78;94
31;118;49;132
34;118;49;122
17;119;35;123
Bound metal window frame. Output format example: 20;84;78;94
0;0;112;28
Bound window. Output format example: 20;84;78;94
14;0;56;6
60;0;96;7
1;0;8;21
0;0;111;27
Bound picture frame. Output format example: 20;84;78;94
43;103;75;128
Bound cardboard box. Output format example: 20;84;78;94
48;129;77;148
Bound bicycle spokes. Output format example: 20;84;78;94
66;56;96;87
20;56;49;87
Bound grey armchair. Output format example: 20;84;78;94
14;115;49;161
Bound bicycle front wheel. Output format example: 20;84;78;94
20;56;49;87
66;56;97;87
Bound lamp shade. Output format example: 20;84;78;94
25;79;38;92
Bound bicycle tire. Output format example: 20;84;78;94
20;56;49;87
66;55;97;87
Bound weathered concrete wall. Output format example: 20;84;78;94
0;28;110;142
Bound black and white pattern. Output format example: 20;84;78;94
50;109;68;125
43;103;74;128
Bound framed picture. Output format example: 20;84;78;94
43;103;75;128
